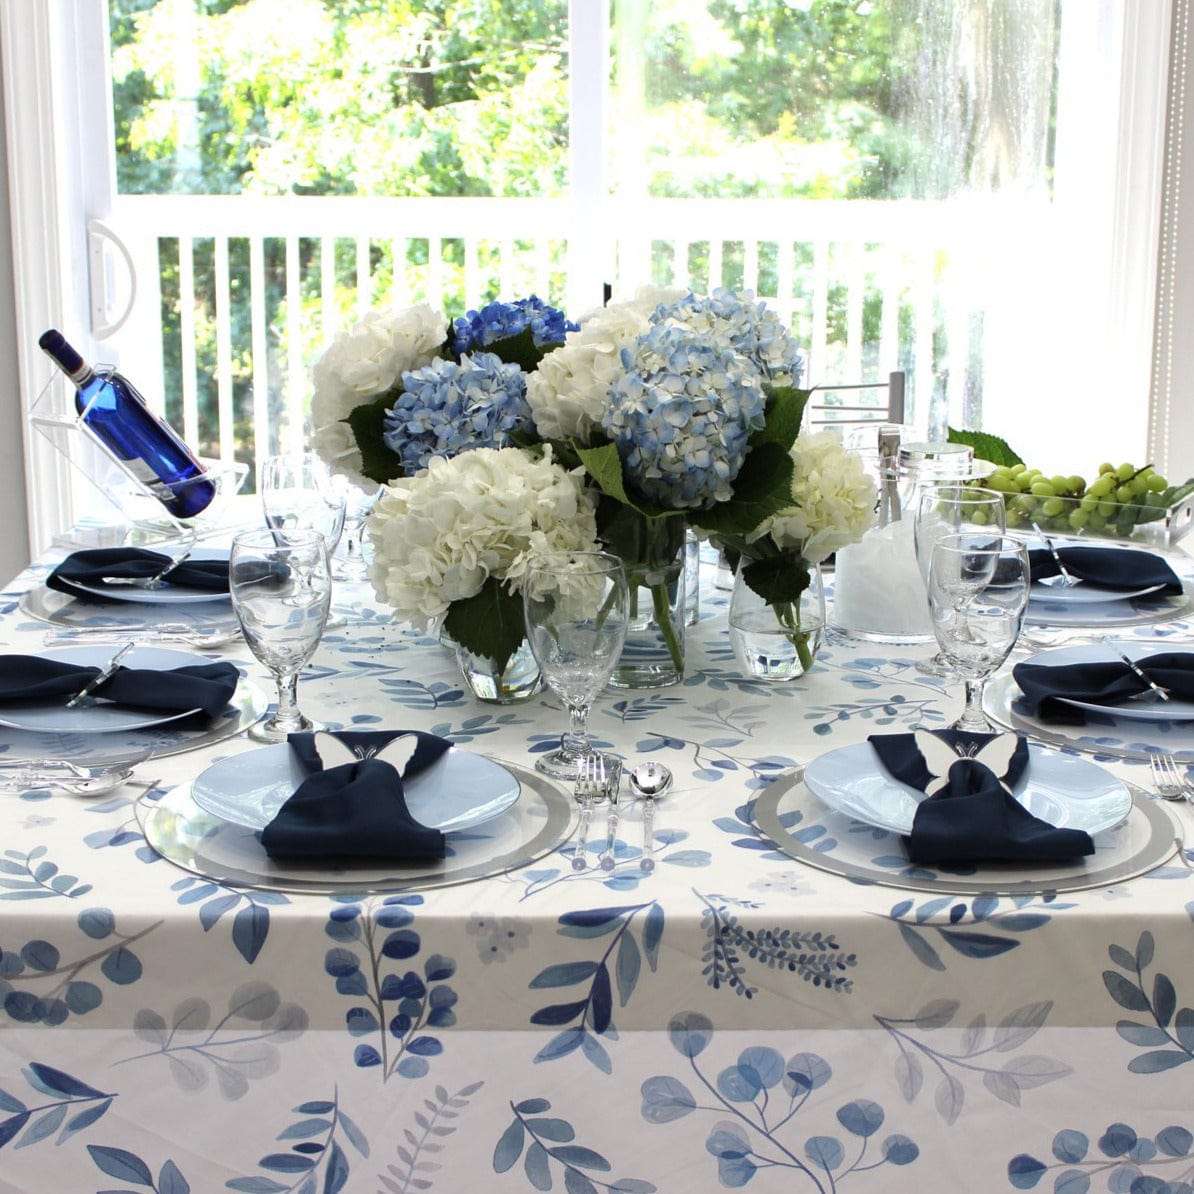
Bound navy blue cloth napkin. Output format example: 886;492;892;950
1028;546;1182;595
0;654;238;718
261;730;452;862
47;547;230;601
1013;652;1194;724
868;729;1095;864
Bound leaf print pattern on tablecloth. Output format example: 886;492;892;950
494;1096;657;1193
224;1090;369;1194
121;981;309;1100
0;845;93;900
1104;930;1194;1073
324;895;458;1081
170;877;288;965
0;1063;114;1152
0;906;158;1026
886;895;1074;972
696;890;856;998
641;1012;919;1189
1008;1122;1194;1191
528;902;664;1073
379;1080;483;1194
874;999;1071;1125
88;1144;191;1193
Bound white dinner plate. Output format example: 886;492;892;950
0;644;215;733
803;740;1131;835
57;547;232;605
1030;579;1165;605
190;743;522;833
1025;641;1194;722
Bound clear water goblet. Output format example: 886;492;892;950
260;452;347;552
914;483;1007;676
927;532;1031;733
230;527;332;742
331;478;382;581
523;551;629;780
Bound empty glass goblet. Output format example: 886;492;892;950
260;452;347;552
523;551;629;780
331;477;382;581
914;483;1006;676
230;527;332;742
927;532;1030;732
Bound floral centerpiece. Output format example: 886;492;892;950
309;284;876;691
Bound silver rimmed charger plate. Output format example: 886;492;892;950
985;665;1194;763
1024;581;1192;629
0;673;268;764
19;581;238;630
753;771;1179;895
137;759;575;895
0;645;216;733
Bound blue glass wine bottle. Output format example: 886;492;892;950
39;329;216;519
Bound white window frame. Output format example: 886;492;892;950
2;0;1189;553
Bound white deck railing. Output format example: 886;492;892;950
105;193;1031;477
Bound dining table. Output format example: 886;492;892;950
1;534;1193;1194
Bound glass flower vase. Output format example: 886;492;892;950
610;553;686;688
454;637;541;703
728;557;825;681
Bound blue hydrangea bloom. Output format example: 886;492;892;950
603;324;767;510
451;295;578;358
382;352;531;473
652;287;805;386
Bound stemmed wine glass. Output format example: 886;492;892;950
523;551;629;779
230;527;332;742
927;532;1030;732
331;477;382;581
260;452;347;552
914;484;1006;675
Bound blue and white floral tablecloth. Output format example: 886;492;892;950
2;554;1193;1194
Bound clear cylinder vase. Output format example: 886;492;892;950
609;552;686;689
454;638;541;703
728;558;825;681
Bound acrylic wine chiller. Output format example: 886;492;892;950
32;330;245;544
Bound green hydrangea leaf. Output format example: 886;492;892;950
443;578;527;674
480;326;553;373
690;441;795;538
345;393;404;485
741;553;812;606
754;385;810;451
947;427;1023;468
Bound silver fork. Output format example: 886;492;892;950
1150;753;1193;802
45;625;243;650
1031;522;1079;587
598;760;623;873
571;755;603;871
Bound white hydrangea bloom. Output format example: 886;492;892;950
751;430;878;563
366;446;599;626
310;303;447;487
526;286;686;443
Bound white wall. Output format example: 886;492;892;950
0;49;30;583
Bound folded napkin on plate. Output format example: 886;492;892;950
1013;652;1194;724
47;547;230;600
261;730;452;862
868;728;1095;864
0;655;239;718
1028;545;1182;595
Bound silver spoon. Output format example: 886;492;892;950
629;762;673;874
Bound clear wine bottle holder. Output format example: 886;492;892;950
29;369;248;550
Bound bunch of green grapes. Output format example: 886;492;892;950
980;461;1169;537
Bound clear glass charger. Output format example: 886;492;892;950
753;772;1179;895
137;759;576;895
